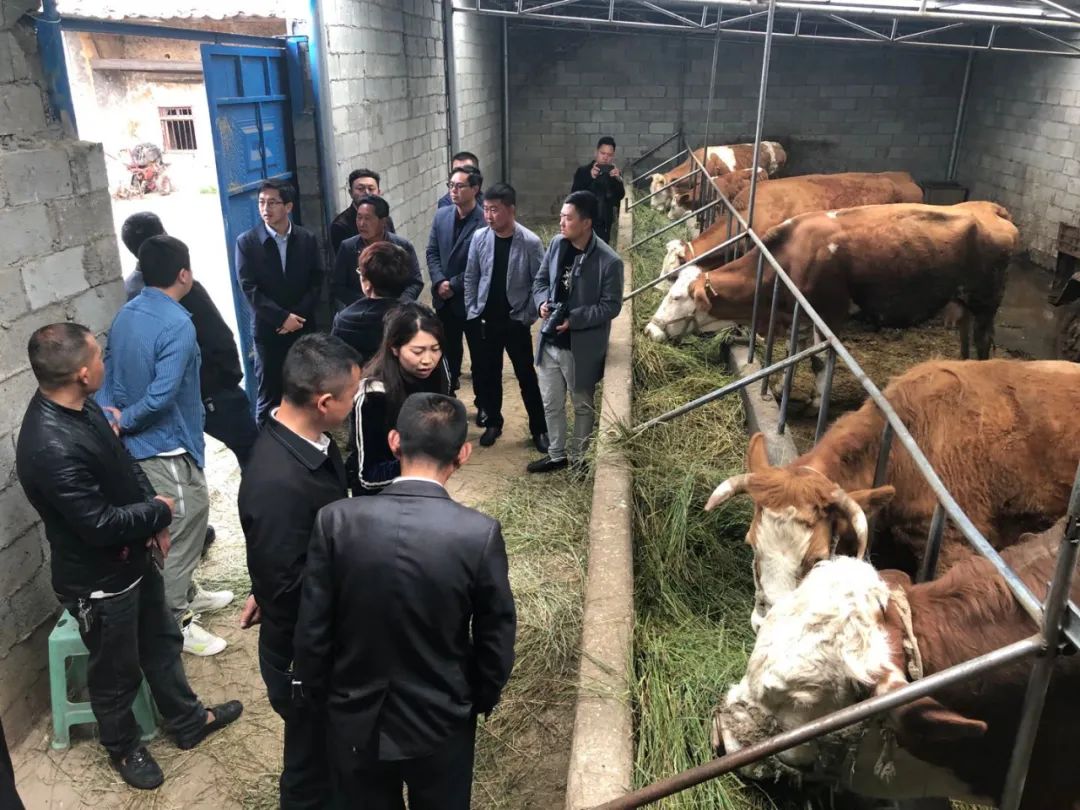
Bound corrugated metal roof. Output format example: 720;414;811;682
54;0;286;19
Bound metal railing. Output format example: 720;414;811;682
618;59;1080;810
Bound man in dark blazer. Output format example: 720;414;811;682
236;180;323;426
426;166;485;391
329;195;422;310
238;334;358;809
292;392;516;809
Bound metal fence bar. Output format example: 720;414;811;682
623;231;747;301
628;199;720;250
590;636;1042;809
632;146;688;181
743;0;776;233
757;269;782;394
631;131;683;171
917;503;947;583
627;167;702;209
776;302;801;434
813;346;837;442
631;340;829;434
865;422;894;557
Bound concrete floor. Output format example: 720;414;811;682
995;258;1065;361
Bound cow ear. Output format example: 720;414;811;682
847;485;895;517
890;696;988;748
748;433;770;473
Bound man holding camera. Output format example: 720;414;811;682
527;191;623;474
570;136;626;245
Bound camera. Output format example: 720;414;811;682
540;301;571;339
597;163;614;175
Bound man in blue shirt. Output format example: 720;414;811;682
98;235;232;657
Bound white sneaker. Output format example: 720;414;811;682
189;587;235;613
182;619;227;656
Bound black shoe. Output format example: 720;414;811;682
479;425;502;447
527;455;569;474
532;432;550;454
176;700;244;750
111;746;164;790
201;525;216;559
476;408;489;428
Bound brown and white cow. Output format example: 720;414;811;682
660;171;924;275
714;518;1080;808
705;358;1080;631
646;201;1019;365
649;141;786;212
667;168;770;232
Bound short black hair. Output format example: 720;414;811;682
597;136;617;150
359;242;411;298
282;333;359;406
259;180;295;206
564;190;599;224
355;194;390;219
451;151;479;168
28;322;93;389
483;182;516;207
396;392;467;466
450;165;483;190
348;168;380;188
139;235;190;288
120;212;165;258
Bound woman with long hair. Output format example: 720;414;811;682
350;302;452;494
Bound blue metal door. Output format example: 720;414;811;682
201;44;299;405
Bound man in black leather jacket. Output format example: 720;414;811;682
292;393;516;808
15;323;242;791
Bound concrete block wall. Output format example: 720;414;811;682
956;53;1080;268
0;12;125;744
453;11;504;185
507;29;966;218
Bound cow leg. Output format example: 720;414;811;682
810;326;827;408
973;313;995;360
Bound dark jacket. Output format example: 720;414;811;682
571;165;626;229
292;478;516;759
329;204;395;255
235;223;323;343
331;296;397;366
238;417;347;654
330;231;423;310
15;393;172;599
426;203;485;315
436;189;483;209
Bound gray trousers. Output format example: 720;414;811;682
139;454;210;624
536;343;596;462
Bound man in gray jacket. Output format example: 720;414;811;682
464;183;548;451
527;191;623;473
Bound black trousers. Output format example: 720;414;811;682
436;306;479;391
259;634;335;810
0;716;24;810
330;718;476;810
254;332;303;427
203;385;259;473
469;318;547;436
595;220;613;245
61;566;206;759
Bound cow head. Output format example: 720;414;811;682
644;265;730;343
650;173;672;209
706;433;894;631
713;557;987;791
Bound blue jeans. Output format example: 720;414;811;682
203;386;258;472
61;565;206;758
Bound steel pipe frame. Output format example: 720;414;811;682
632;146;689;182
947;49;975;180
627;198;720;250
622;231;748;301
627;166;702;210
630;132;684;171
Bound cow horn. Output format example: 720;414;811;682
705;474;753;512
831;489;869;559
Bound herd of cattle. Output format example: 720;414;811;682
637;146;1080;808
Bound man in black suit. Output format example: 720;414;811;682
292;393;516;809
238;334;358;809
236;180;323;426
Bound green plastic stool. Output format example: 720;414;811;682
48;610;160;750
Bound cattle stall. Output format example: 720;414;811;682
451;2;1080;808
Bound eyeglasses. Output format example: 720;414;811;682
446;182;472;191
258;199;284;208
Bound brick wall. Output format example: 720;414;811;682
453;11;504;185
956;53;1080;268
0;7;125;744
507;29;966;218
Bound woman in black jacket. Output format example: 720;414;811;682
331;241;413;366
350;303;452;493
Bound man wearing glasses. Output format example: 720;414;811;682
236;181;323;426
426;166;485;394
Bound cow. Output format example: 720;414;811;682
667;168;769;235
713;518;1080;809
649;141;786;212
645;202;1019;372
704;358;1080;631
660;171;924;275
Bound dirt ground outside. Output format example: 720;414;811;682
12;344;585;808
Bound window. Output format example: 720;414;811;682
159;106;197;151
